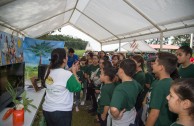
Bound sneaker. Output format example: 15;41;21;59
81;101;85;106
88;108;96;113
76;106;79;112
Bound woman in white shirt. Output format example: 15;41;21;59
42;48;81;126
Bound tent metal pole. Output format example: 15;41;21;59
119;40;121;52
76;8;119;40
0;23;26;36
100;43;102;51
102;24;194;43
160;32;163;51
69;23;101;43
123;0;162;32
21;8;74;31
190;33;193;48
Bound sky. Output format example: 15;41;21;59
52;25;101;51
51;25;123;51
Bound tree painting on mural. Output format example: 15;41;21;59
25;41;53;65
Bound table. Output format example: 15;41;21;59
0;87;45;126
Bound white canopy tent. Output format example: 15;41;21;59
0;0;194;49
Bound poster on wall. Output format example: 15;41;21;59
0;31;23;66
23;37;65;79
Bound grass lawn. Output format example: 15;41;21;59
32;101;100;126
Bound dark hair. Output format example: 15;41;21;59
118;53;126;60
103;66;117;82
44;48;66;85
68;48;74;53
99;51;106;57
146;56;156;73
88;51;93;58
80;56;87;61
179;46;192;58
157;52;178;74
132;55;144;71
50;48;67;69
103;56;109;61
170;69;180;80
171;78;194;116
102;60;112;68
119;59;136;77
112;54;120;60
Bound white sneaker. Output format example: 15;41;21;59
81;101;85;106
76;106;79;112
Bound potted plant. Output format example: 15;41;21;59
2;82;37;126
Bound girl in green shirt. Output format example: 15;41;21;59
167;78;194;126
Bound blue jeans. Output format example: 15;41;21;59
43;110;72;126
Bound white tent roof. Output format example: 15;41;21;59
0;0;194;45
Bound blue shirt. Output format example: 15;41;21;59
67;54;78;68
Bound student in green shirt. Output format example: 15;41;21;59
146;52;178;126
132;54;146;88
97;64;117;126
166;78;194;126
176;46;194;78
110;59;142;126
85;55;100;113
79;57;87;105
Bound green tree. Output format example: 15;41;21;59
171;34;190;46
25;41;53;65
37;34;88;50
144;37;169;45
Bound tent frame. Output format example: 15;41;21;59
0;0;194;50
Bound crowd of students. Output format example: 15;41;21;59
42;46;194;126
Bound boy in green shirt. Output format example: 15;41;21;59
110;59;142;126
176;46;194;78
97;65;117;126
146;52;178;126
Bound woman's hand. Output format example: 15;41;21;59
72;61;79;74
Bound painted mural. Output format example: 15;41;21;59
23;37;65;79
23;37;65;65
0;31;23;66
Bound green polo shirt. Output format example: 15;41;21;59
149;78;177;126
110;80;142;111
178;64;194;78
97;83;116;114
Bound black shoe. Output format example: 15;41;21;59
88;108;96;113
90;112;97;116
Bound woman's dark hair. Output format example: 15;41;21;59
103;66;117;82
157;52;178;74
171;78;194;116
132;55;145;72
119;59;136;77
44;48;66;84
179;46;192;58
50;48;67;69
